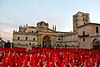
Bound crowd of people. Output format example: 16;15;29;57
0;48;100;67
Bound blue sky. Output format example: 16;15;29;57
0;0;100;41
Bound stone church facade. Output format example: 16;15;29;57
13;12;100;49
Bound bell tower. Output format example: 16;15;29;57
73;12;90;32
37;21;49;31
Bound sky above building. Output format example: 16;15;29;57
0;0;100;41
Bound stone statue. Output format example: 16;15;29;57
26;44;32;53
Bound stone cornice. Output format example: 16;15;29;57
13;39;37;42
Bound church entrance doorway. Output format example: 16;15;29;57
92;38;100;50
42;35;51;48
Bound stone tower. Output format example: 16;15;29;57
37;21;49;31
73;12;90;32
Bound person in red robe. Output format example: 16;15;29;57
46;61;52;67
61;60;65;67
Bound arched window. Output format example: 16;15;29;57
33;38;35;41
57;44;59;46
83;38;85;42
26;37;28;40
29;43;31;45
32;31;33;33
18;37;20;40
58;38;60;41
96;27;99;33
83;31;85;36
